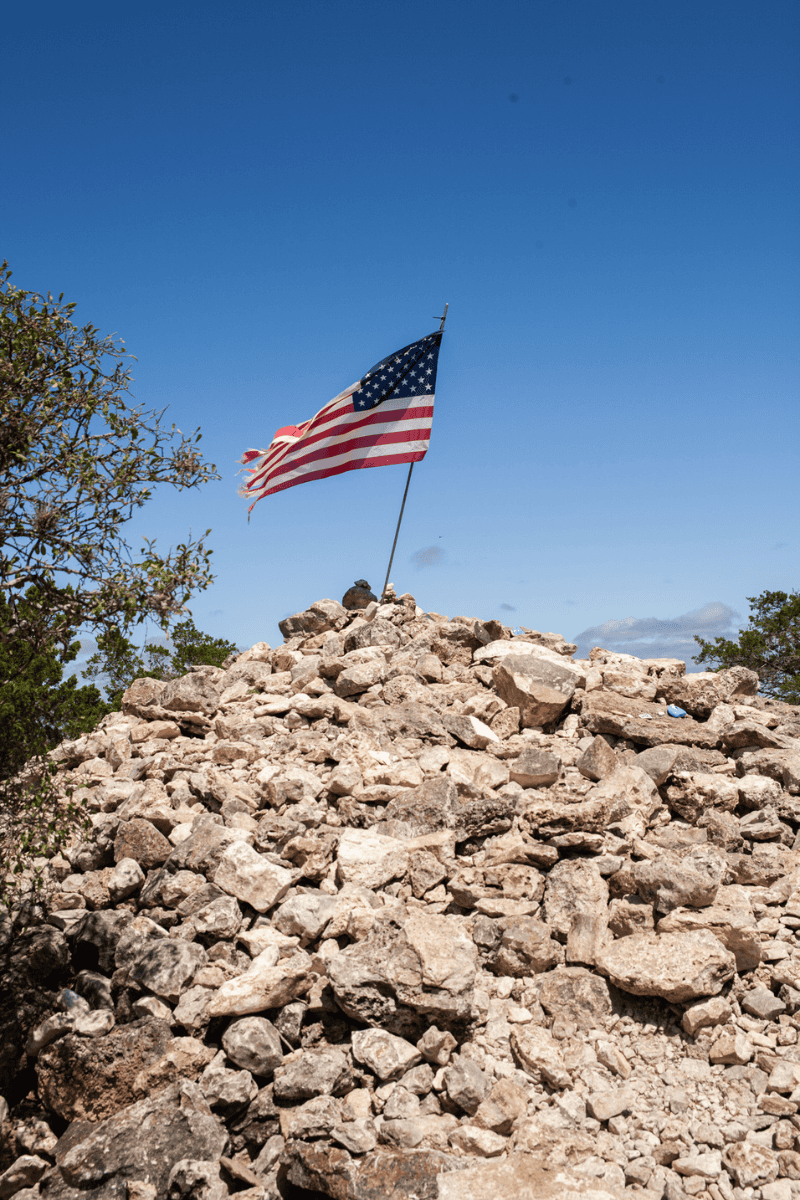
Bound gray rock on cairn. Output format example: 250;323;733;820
341;579;378;610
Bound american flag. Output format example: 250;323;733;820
239;331;442;513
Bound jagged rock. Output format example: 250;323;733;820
36;1018;173;1120
351;1029;422;1080
205;949;315;1017
284;1143;463;1200
0;1156;50;1200
221;1017;283;1077
631;844;727;913
534;966;613;1028
336;828;409;888
130;940;208;1002
160;670;223;716
279;598;347;637
273;1046;352;1099
595;930;736;1001
8;594;800;1200
541;859;609;939
510;1025;570;1088
665;772;740;822
580;689;719;747
656;886;762;971
328;911;476;1037
575;736;618;782
212;841;293;912
724;1140;779;1188
509;748;561;788
48;1081;228;1198
493;654;578;728
659;666;759;719
492;918;565;976
435;1153;624;1200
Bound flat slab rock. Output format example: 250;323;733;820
286;1142;465;1200
436;1153;625;1200
594;929;736;1002
46;1080;227;1200
580;690;720;748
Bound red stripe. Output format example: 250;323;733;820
267;424;432;483
245;401;433;492
256;447;429;499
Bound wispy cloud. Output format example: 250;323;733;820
411;546;445;569
499;602;516;612
573;600;741;669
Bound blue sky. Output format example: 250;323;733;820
4;0;798;670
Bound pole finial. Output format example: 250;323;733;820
435;303;449;332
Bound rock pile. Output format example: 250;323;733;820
4;593;800;1200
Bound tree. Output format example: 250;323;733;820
0;262;220;912
0;590;108;780
0;261;219;657
0;590;109;904
83;618;239;708
694;589;800;704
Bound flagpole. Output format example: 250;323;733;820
380;304;448;600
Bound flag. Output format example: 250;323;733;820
239;330;442;513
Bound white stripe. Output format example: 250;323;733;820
245;391;436;494
267;429;433;490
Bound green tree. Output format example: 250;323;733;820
0;262;219;911
84;618;239;707
0;590;108;901
0;261;218;656
694;589;800;704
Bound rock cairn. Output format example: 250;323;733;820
3;594;800;1200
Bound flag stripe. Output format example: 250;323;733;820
255;447;430;497
266;427;433;488
241;394;435;505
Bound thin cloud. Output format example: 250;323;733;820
573;601;741;669
411;546;445;569
499;602;516;612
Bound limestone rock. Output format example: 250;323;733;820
37;1018;173;1120
493;654;578;728
595;930;736;1002
509;748;561;788
213;841;293;912
336;827;409;889
221;1017;283;1076
435;1153;624;1200
51;1081;228;1197
351;1029;422;1080
632;845;727;913
205;949;315;1017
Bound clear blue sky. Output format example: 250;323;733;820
4;0;798;669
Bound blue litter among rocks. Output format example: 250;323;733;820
667;704;688;718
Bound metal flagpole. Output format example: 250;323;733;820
380;304;448;599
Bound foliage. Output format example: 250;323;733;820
0;590;106;910
0;260;219;658
84;618;239;708
0;261;220;914
694;589;800;704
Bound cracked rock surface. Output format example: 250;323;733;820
3;594;800;1200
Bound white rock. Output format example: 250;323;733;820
206;949;315;1017
213;840;293;912
336;828;409;889
351;1029;422;1080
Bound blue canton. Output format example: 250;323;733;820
352;332;441;412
